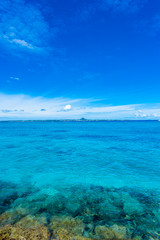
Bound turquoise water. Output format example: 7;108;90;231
0;121;160;239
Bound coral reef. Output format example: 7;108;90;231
94;224;130;239
0;215;50;240
0;207;29;227
50;215;85;235
0;182;160;239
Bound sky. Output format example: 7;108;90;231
0;0;160;120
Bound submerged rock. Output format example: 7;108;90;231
0;215;50;240
0;224;50;240
95;224;130;239
0;225;12;240
0;207;28;227
0;212;14;227
49;215;97;240
14;215;47;228
95;225;115;239
98;199;121;221
132;236;142;240
65;200;81;216
50;215;85;235
122;194;145;216
52;227;94;240
52;227;73;240
110;224;129;239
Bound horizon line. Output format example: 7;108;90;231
0;119;159;122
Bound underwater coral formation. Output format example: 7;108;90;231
0;181;160;239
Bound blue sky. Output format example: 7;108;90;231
0;0;160;119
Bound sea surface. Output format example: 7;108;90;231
0;121;160;239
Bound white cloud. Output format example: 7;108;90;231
64;104;72;111
0;93;160;120
10;76;20;81
11;39;34;49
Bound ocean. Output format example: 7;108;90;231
0;121;160;239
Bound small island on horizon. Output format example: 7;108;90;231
0;118;159;122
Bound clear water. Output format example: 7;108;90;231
0;121;160;239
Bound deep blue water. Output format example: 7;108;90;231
0;121;160;239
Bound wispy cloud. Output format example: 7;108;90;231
100;0;147;13
150;14;160;36
0;93;160;120
11;39;34;49
135;14;160;36
10;76;20;81
74;0;147;22
0;0;50;52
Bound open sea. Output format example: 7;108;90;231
0;121;160;239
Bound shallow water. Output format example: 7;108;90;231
0;121;160;239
